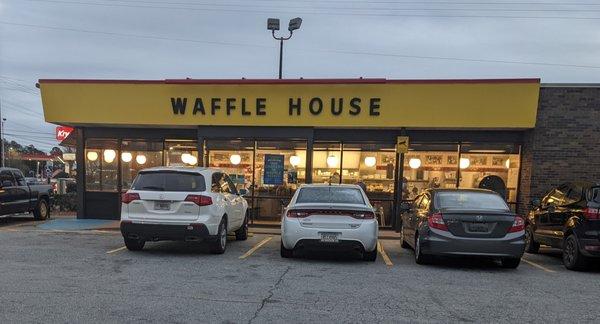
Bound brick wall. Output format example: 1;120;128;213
518;86;600;214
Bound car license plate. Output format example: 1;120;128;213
320;232;339;243
468;223;488;232
154;201;170;210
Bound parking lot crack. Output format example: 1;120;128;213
248;266;291;324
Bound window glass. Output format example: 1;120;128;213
12;171;27;186
211;173;221;193
545;188;565;206
312;142;341;184
413;195;423;209
219;175;232;194
434;191;509;211
296;187;365;205
132;172;206;192
206;140;253;193
85;139;118;192
0;170;15;186
165;140;198;166
224;174;238;195
404;143;459;200
121;140;163;191
419;195;431;210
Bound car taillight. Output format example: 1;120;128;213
185;195;213;206
286;210;310;218
353;211;375;219
583;208;600;220
121;192;140;204
428;213;448;231
508;216;525;233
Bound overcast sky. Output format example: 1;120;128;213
1;0;600;151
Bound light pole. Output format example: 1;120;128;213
267;17;302;79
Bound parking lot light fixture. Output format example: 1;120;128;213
268;17;302;79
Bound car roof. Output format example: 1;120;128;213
425;188;499;195
298;183;362;189
138;166;223;174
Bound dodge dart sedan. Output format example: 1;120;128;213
400;189;525;268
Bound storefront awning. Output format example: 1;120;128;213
39;78;540;129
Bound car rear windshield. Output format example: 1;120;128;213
132;172;206;192
296;187;365;205
589;186;600;204
435;191;509;211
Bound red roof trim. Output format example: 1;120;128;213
37;78;540;85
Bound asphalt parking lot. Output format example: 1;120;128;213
1;218;600;323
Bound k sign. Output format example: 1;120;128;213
56;126;74;141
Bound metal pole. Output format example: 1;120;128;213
278;38;283;79
0;99;4;167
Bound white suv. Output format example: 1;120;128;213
120;167;248;254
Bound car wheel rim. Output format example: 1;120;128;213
564;238;575;264
415;236;420;258
220;224;226;249
40;203;47;219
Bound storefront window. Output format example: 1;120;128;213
121;140;163;191
403;144;460;200
85;139;118;192
312;142;342;184
206;140;254;193
253;141;307;222
458;144;521;204
342;143;396;226
165;140;198;167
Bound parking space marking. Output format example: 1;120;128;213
239;236;273;259
106;246;127;254
377;241;394;267
522;258;556;273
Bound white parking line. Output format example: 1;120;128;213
106;246;127;254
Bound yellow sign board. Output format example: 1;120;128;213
396;136;409;153
39;79;540;128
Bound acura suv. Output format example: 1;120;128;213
120;167;248;254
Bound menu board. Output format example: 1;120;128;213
264;154;284;185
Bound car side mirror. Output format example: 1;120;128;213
1;180;13;188
238;188;248;196
530;198;541;208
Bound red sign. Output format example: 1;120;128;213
56;126;74;141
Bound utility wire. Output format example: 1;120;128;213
2;20;599;69
18;0;600;19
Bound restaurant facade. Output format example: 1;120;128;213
38;78;600;229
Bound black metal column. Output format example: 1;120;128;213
75;127;85;219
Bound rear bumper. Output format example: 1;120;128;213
281;218;378;252
578;238;600;258
421;228;525;258
120;222;217;242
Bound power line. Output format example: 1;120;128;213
19;0;600;19
2;20;600;69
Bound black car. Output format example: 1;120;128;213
526;182;600;270
400;189;525;268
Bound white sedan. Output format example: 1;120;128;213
120;167;248;254
281;184;379;261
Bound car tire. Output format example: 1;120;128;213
563;234;588;271
524;225;540;254
500;257;521;269
124;237;145;251
33;199;49;221
235;214;248;241
209;218;227;255
414;233;431;265
400;228;410;249
280;241;293;258
363;249;377;262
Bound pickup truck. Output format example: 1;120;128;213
0;167;53;220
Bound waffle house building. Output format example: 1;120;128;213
39;78;600;228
